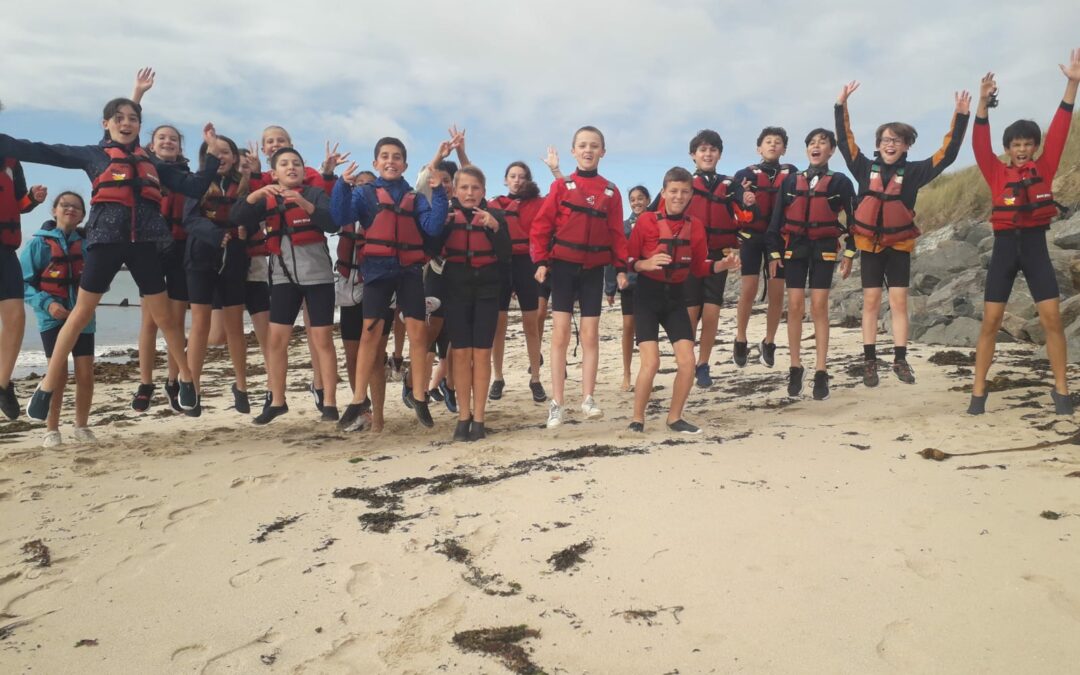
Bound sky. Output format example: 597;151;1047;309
2;0;1080;242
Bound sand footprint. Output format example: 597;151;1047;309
96;543;171;585
229;558;288;588
875;618;917;669
345;562;383;599
163;498;219;532
171;643;208;664
117;501;163;524
198;628;280;674
380;591;467;668
296;630;385;674
1;577;73;617
229;473;284;489
1022;574;1080;623
88;494;136;513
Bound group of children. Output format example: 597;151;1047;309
1;50;1078;446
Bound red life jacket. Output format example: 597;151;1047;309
443;207;498;269
744;164;791;233
201;180;241;239
0;158;21;247
990;163;1066;232
35;235;84;300
335;223;365;282
246;225;269;258
363;187;427;266
687;173;739;253
850;163;919;247
160;190;186;241
488;195;529;256
640;213;695;284
781;172;844;241
90;145;163;242
264;195;325;255
551;178;616;268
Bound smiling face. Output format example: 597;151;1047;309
662;180;693;216
505;165;529;195
757;134;786;163
805;133;835;168
571;130;605;172
150;126;181;162
876;131;909;165
261;126;291;159
691;142;721;172
272;151;305;188
628;188;650;215
1007;138;1039;166
455;172;485;209
102;104;141;145
372;143;407;181
210;139;237;174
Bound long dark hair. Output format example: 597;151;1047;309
505;161;540;200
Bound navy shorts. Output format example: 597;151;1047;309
270;282;335;327
784;258;836;290
446;295;500;350
187;247;248;306
984;229;1060;303
80;242;166;296
41;325;94;358
340;303;392;341
363;266;425;321
549;259;604;318
499;254;540;312
0;247;23;301
619;288;635;316
160;243;188;302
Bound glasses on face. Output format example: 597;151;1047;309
58;203;84;212
879;137;905;147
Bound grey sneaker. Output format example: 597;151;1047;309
812;371;830;401
546;400;563;429
787;366;805;397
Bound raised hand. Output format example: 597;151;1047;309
542;146;560;172
321;141;351;175
203;123;218;146
342;161;361;186
1061;47;1080;81
132;67;155;102
29;185;47;203
246;141;263;173
979;72;998;101
955;90;972;115
448;124;465;150
837;80;860;105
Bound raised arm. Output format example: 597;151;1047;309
834;81;871;177
159;124;222;197
130;67;155;105
1039;48;1080;174
0;135;95;171
973;72;1002;186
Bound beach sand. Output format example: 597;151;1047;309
2;306;1079;674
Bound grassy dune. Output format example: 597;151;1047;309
917;113;1080;232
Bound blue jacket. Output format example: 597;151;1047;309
20;221;95;334
330;176;448;284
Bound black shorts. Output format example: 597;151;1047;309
213;280;269;314
160;243;188;302
860;248;910;289
430;323;450;358
549;259;604;317
620;288;635;316
446;294;500;350
80;242;166;296
683;271;728;307
363;267;425;321
0;247;22;301
985;229;1060;303
187;247;248;306
538;277;551;301
634;276;693;344
499;255;540;312
41;325;94;359
270;282;335;327
340;303;393;341
737;231;772;278
424;262;448;318
784;258;836;290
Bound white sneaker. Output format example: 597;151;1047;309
72;426;98;444
42;430;63;448
546;400;563;429
581;396;603;420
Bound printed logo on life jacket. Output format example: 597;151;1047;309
1036;193;1052;200
586;196;596;206
48;269;61;277
1003;197;1017;206
112;172;128;181
206;210;218;220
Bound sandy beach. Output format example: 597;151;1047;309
2;304;1079;674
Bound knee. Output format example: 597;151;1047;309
1040;310;1064;333
675;351;694;372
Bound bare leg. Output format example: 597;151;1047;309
861;288;883;347
810;289;830;372
621;314;635;390
303;303;322;390
208;308;226;346
145;292;193;384
452;347;473;421
187;304;213;389
887;286;909;349
165;299;186;381
371;334;389;432
473;348;493;423
309;325;338;407
1036;298;1069;395
492;311;508;381
579;316;600;398
41;291;101;393
764;277;785;343
46;361;68;432
393;314;406;362
667;339;696;424
223;305;248;392
137;306;158;385
632;340;659;423
735;275;759;343
250;310;271;366
687;304;702;341
972;302;1006;397
0;299;25;389
522;309;542;383
349;318;384;404
405;317;430;403
73;355;94;428
787;288;805;368
549;312;571;404
697;303;722;366
267;323;292;406
343;339;360;391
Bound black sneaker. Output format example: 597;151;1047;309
453;418;471;442
177;379;198;410
26;386;51;422
439;378;458;414
429;386;445;402
628;421;644;433
338;399;372;431
184;402;202;418
733;340;748;367
488;379;505;401
309;383;325;412
232;384;250;414
262;391;272;415
892;359;916;384
863;360;879;388
0;383;20;421
967;393;987;415
759;340;776;368
165;379;182;413
402;375;414;410
667;419;702;435
412;396;435;428
530;381;547;403
468;421;486;441
253;403;288;425
812;370;830;401
131;383;155;412
320;406;339;422
787;366;805;397
1051;389;1074;416
527;354;545;376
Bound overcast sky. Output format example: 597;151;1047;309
3;0;1079;239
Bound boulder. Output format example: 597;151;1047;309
919;316;982;347
1070;259;1080;292
1051;212;1080;249
1035;314;1080;362
913;240;981;280
1023;315;1046;345
1001;311;1029;341
1005;285;1037;320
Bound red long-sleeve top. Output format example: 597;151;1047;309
626;210;714;282
250;166;333;194
530;170;628;271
